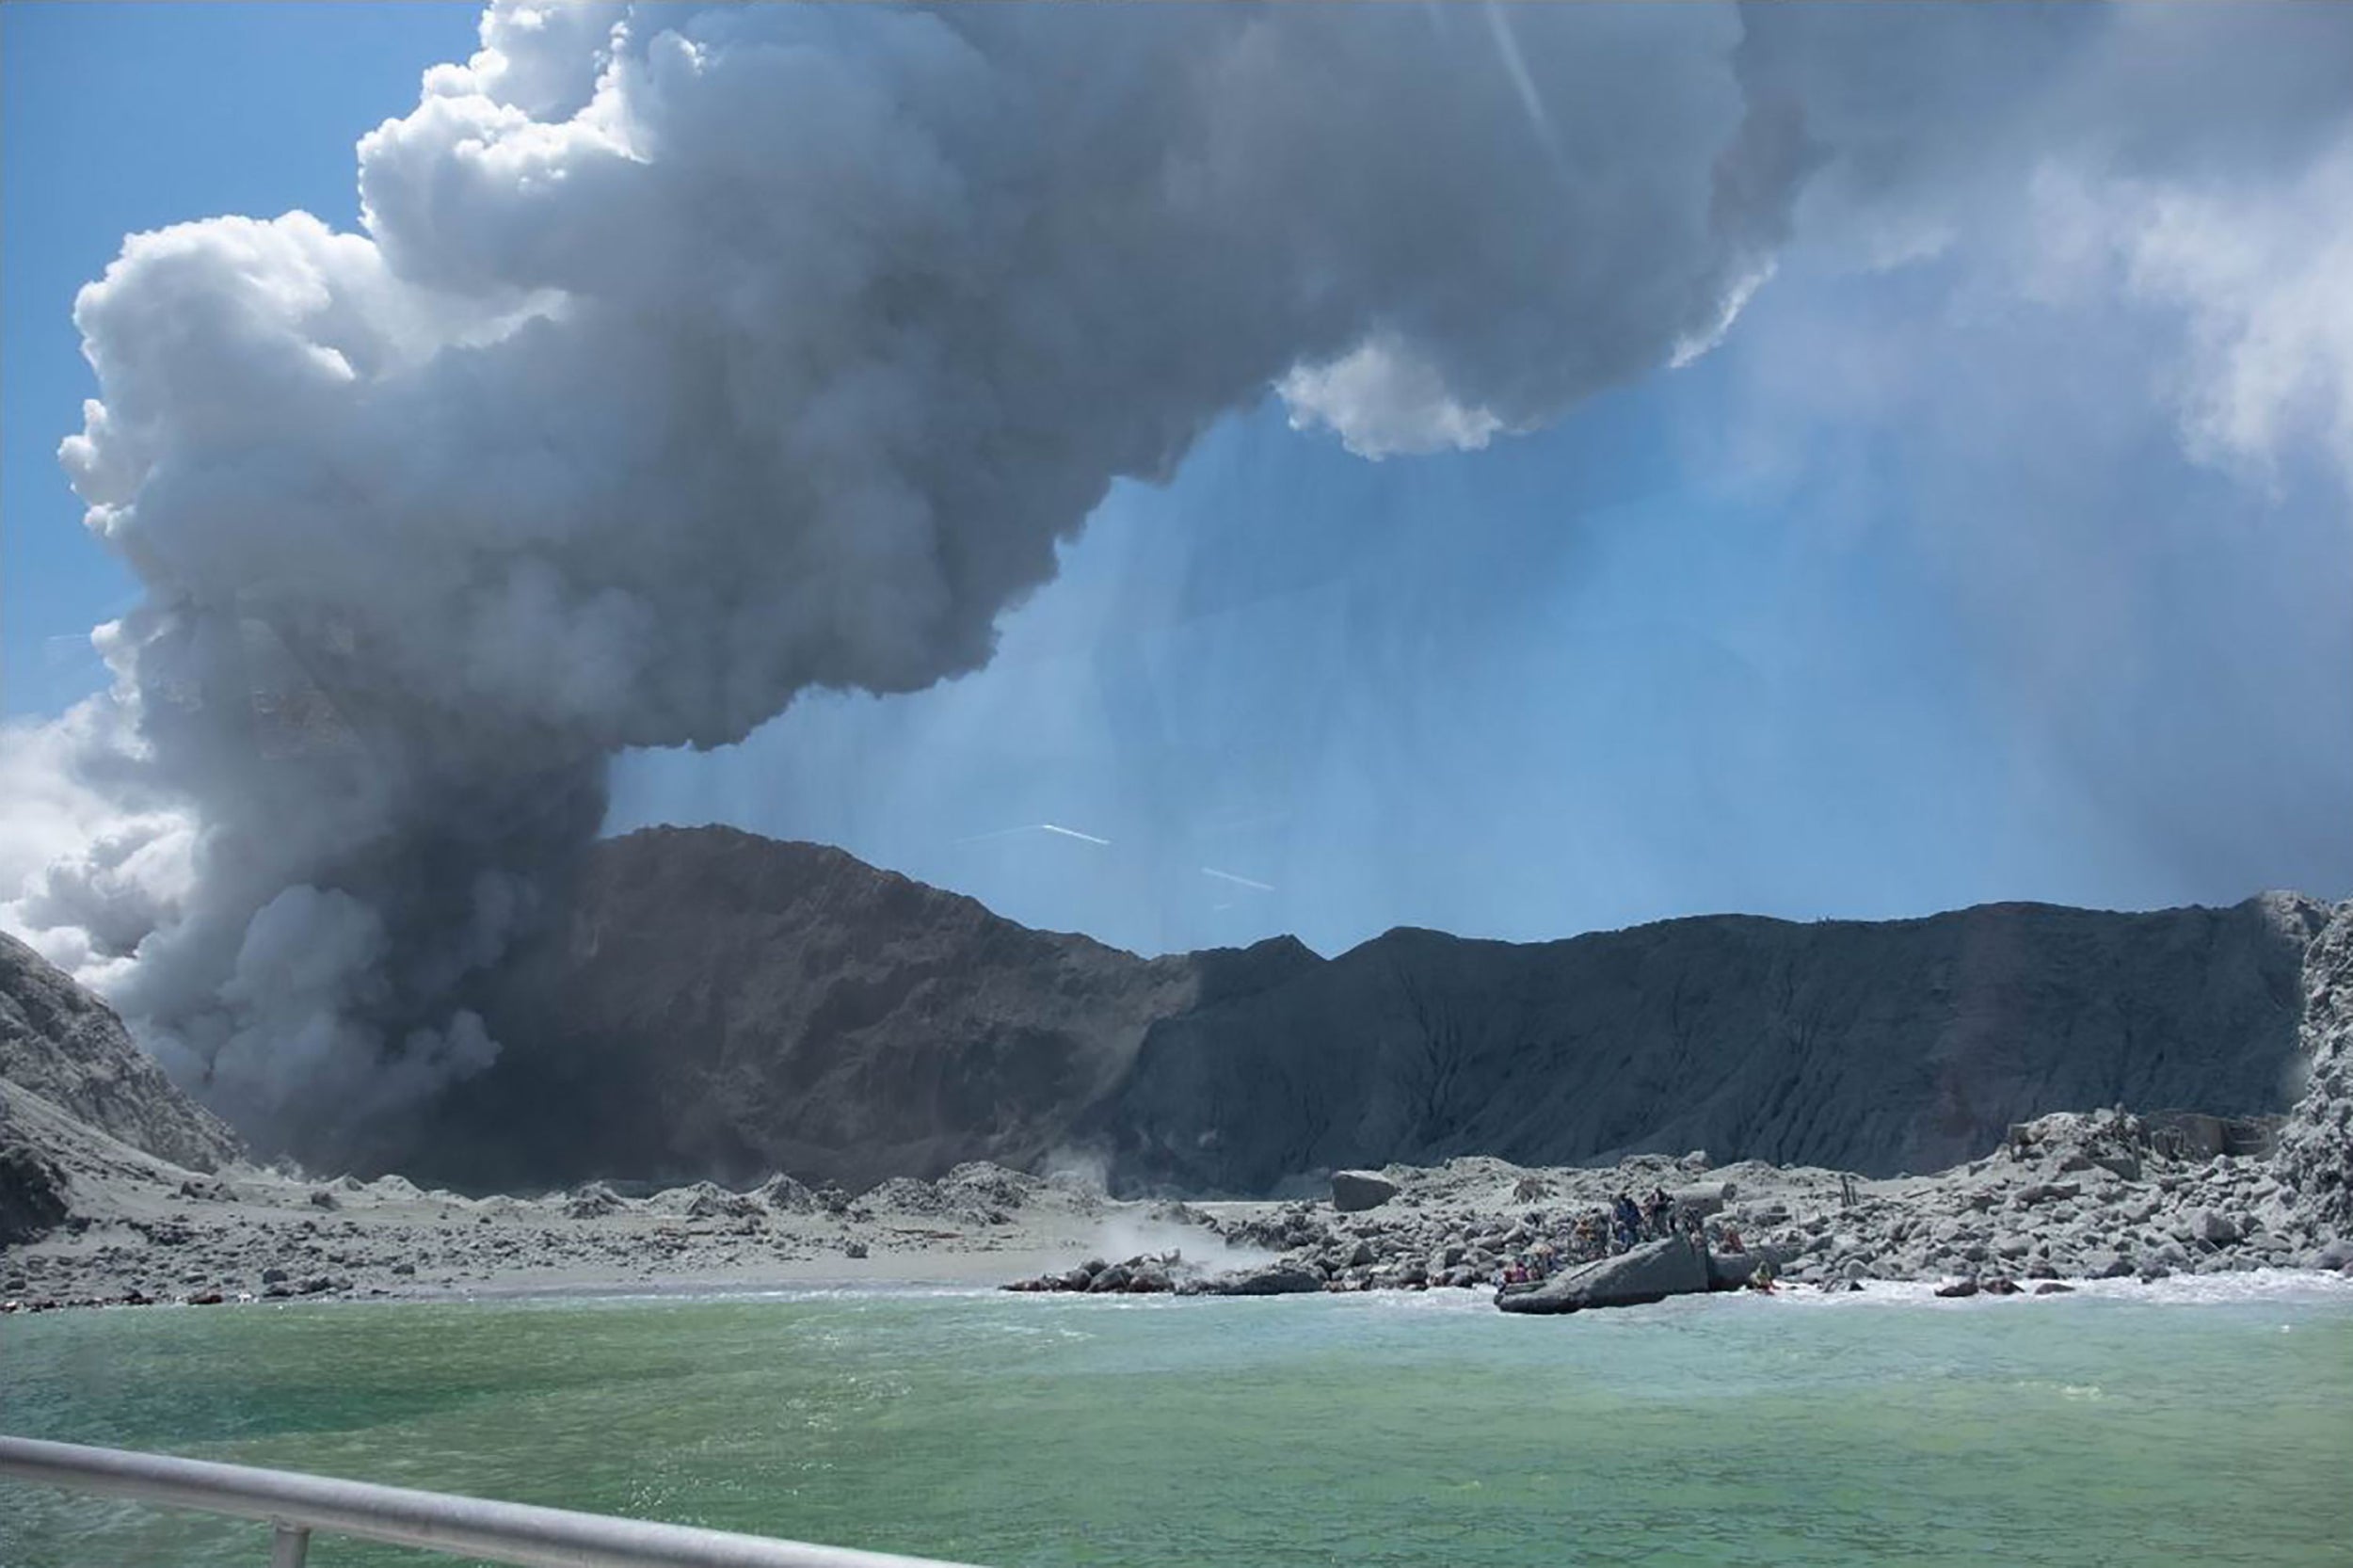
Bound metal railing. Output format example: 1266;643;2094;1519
0;1434;988;1568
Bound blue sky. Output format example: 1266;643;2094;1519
8;4;2349;964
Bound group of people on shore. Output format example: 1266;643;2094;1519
1494;1187;1746;1288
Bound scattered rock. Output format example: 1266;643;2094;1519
1672;1182;1735;1222
1331;1170;1400;1213
1209;1262;1323;1296
2189;1208;2241;1245
1497;1238;1711;1315
754;1173;818;1213
563;1182;625;1219
0;1141;71;1246
682;1183;760;1221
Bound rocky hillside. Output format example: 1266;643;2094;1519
3;932;245;1244
408;827;1314;1191
1096;894;2335;1192
2;933;241;1173
381;826;2345;1196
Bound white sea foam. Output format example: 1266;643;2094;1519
1766;1266;2353;1311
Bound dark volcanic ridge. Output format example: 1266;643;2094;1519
5;827;2346;1209
382;826;2336;1196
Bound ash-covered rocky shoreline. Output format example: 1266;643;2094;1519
6;1106;2345;1314
1010;1107;2352;1302
7;901;2348;1313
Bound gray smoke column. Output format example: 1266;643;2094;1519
8;3;1803;1157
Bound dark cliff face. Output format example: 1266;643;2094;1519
8;828;2333;1198
1095;896;2331;1192
404;827;1240;1192
0;932;242;1173
376;826;2331;1194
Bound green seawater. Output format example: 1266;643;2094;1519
4;1278;2349;1568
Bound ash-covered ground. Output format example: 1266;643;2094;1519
7;1107;2345;1313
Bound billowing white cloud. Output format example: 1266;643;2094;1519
0;695;195;984
1277;338;1506;460
5;3;1795;1157
2119;152;2353;486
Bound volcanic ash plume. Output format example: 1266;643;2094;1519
3;3;1802;1158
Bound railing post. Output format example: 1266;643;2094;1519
269;1520;311;1568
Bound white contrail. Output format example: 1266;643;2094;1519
1200;865;1275;893
952;823;1112;848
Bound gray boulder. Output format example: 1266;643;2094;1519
1211;1262;1324;1296
563;1182;625;1219
1704;1247;1779;1289
1331;1170;1400;1213
2189;1208;2241;1245
1496;1237;1711;1315
1672;1181;1735;1221
0;1140;71;1246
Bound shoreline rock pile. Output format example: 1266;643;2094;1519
2275;903;2353;1235
1047;1091;2353;1307
1002;1253;1182;1295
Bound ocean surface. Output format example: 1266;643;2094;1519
4;1273;2349;1568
